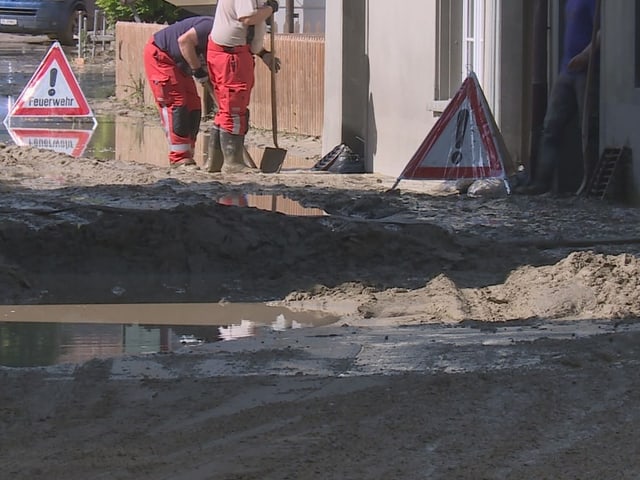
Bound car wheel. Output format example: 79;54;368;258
57;10;81;46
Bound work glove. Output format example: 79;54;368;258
191;67;209;84
264;0;279;14
259;50;281;73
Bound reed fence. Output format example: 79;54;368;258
115;22;324;137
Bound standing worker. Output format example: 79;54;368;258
516;0;599;194
206;0;279;173
143;16;214;168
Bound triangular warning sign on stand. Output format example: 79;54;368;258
6;126;96;158
392;72;514;189
4;42;95;121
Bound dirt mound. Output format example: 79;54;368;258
283;252;640;325
0;196;486;304
498;251;640;320
1;141;640;325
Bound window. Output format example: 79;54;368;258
462;0;485;82
435;0;463;101
435;0;487;101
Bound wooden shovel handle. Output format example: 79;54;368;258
577;0;601;196
270;18;279;149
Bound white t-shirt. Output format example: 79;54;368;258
210;0;266;53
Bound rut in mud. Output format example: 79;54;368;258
0;196;519;305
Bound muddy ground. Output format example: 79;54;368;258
2;37;640;478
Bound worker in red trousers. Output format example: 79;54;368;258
143;16;214;168
206;0;279;173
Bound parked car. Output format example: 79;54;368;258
0;0;95;46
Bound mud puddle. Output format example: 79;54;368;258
94;318;640;379
0;303;339;368
0;43;316;170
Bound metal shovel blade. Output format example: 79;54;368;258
260;147;287;173
259;18;288;174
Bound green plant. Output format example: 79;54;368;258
125;74;147;105
96;0;185;26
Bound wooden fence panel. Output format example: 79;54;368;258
115;22;325;137
250;34;325;137
115;22;164;106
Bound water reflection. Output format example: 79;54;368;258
5;123;97;157
0;55;41;99
0;98;8;144
218;194;327;217
0;46;114;157
0;303;338;368
111;117;316;170
219;319;255;341
0;106;317;170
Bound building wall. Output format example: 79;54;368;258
600;1;640;201
322;1;343;154
341;0;368;159
323;0;439;176
367;1;438;176
499;1;528;170
323;0;529;177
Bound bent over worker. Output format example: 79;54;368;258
143;16;214;168
206;0;279;173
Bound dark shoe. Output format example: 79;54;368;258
513;182;550;195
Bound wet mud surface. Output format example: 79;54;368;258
2;134;639;478
3;328;640;479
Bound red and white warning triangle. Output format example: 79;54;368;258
6;126;96;158
6;41;94;119
394;72;514;187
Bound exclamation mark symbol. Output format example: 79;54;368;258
449;109;470;165
48;68;58;96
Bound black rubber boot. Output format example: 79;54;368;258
220;130;250;174
204;125;223;173
514;157;554;195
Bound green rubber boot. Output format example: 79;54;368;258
220;130;251;174
204;125;224;173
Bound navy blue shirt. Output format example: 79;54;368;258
153;16;214;73
561;0;596;73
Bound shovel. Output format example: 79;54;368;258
576;0;601;196
260;19;287;174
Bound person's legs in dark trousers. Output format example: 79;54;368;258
519;72;585;194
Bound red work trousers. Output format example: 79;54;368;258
206;40;255;135
143;39;202;164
